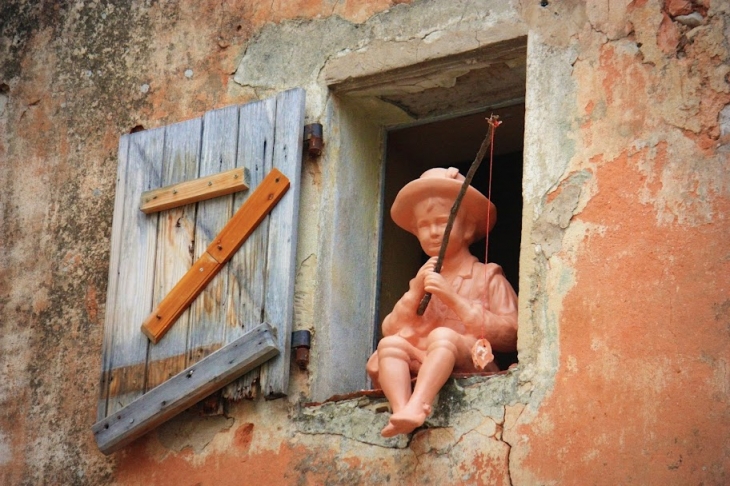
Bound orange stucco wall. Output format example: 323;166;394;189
0;1;728;485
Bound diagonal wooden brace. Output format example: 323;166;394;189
141;168;290;344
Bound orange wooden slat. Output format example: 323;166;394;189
206;168;290;264
141;252;222;344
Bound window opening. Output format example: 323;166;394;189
315;35;527;401
377;103;524;370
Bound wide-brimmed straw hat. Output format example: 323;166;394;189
391;167;496;242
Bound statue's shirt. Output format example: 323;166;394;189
421;256;518;351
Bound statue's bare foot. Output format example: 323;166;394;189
381;419;415;437
381;402;432;437
380;422;399;437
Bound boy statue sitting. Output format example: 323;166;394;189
366;167;518;437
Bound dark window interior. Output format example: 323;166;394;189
376;103;524;369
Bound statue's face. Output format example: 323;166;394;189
412;197;473;258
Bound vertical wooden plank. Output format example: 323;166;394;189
188;105;239;365
222;96;277;400
106;127;164;416
97;134;130;421
260;88;306;398
146;118;202;391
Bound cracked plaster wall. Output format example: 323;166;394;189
1;0;729;485
508;0;730;484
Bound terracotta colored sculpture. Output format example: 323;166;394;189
367;167;518;437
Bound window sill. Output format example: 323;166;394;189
295;367;518;449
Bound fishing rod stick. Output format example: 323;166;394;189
416;115;501;316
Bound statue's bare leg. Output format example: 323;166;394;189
376;341;415;437
386;338;457;436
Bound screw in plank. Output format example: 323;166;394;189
208;181;212;186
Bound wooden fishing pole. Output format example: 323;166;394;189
416;114;501;316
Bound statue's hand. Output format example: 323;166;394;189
415;256;439;289
423;270;451;298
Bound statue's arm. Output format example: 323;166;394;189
381;258;435;336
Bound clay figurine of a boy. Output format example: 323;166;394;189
367;167;518;437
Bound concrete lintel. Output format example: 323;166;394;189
233;0;527;121
328;37;527;97
324;20;528;91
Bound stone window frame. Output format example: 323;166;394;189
293;24;571;444
308;40;539;405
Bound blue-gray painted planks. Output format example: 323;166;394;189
223;95;277;400
105;127;165;416
97;89;305;431
146;117;203;391
188;105;239;366
260;88;306;398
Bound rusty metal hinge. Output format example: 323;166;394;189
303;123;323;157
291;330;312;370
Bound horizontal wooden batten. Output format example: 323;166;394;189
139;167;249;214
93;323;279;455
141;169;290;344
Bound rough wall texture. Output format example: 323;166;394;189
0;0;728;485
509;0;730;484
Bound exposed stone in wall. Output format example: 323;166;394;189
156;410;234;454
296;396;409;448
295;373;518;449
518;0;590;47
533;170;592;259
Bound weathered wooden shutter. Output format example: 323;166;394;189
95;89;304;450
